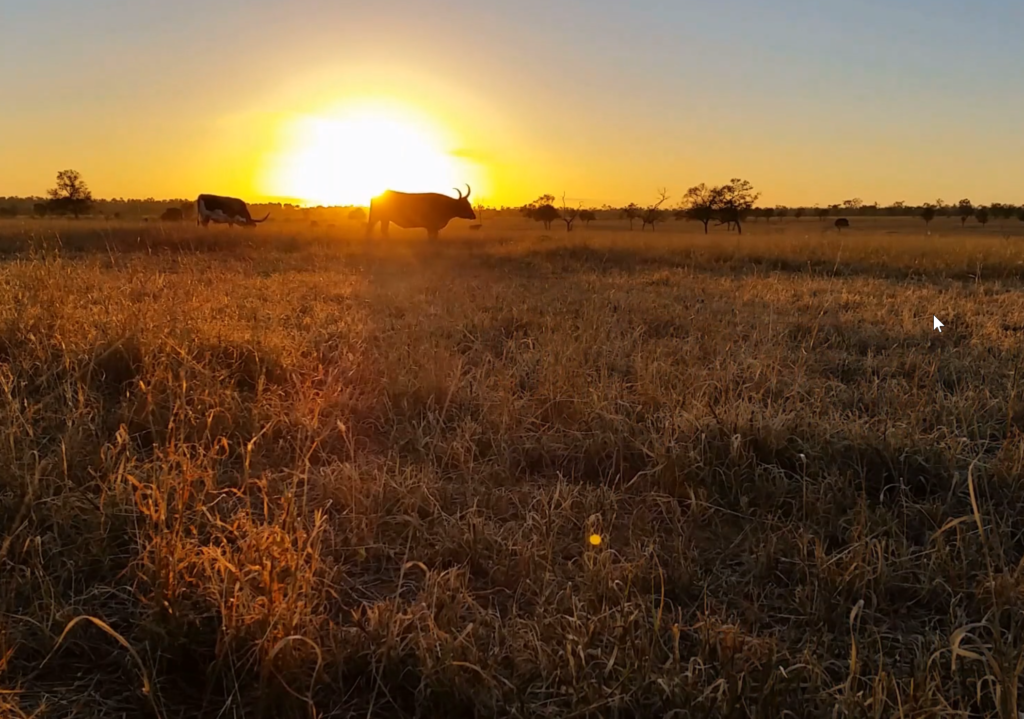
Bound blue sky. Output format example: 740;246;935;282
2;0;1023;205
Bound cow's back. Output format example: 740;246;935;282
374;191;447;228
199;194;248;217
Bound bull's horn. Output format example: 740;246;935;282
464;184;471;201
453;187;463;200
252;213;270;224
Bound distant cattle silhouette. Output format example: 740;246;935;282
310;220;319;228
160;207;184;222
834;218;850;232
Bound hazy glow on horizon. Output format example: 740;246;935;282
3;0;1024;207
261;102;479;206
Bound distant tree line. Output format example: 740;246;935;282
4;169;1024;230
0;170;370;224
0;170;99;219
512;188;1024;231
521;179;762;234
748;197;1024;225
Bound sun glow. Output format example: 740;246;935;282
263;103;468;207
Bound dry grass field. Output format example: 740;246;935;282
3;215;1024;717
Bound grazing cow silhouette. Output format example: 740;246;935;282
196;194;269;228
834;218;850;232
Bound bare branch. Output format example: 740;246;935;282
560;192;581;232
641;188;670;231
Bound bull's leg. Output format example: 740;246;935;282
379;219;389;240
365;206;379;239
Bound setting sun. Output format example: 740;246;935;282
262;103;471;207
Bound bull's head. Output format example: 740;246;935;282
453;185;476;220
244;212;271;228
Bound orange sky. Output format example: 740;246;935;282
4;0;1024;208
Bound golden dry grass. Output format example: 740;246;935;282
2;215;1024;717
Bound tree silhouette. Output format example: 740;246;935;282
677;184;717;234
641;188;670;231
714;178;759;235
47;169;93;218
974;206;989;227
921;205;936;227
775;206;789;221
793;207;805;220
579;209;596;227
990;203;1015;222
521;195;561;229
815;206;830;222
1017;208;1024;223
957;199;973;227
535;205;560;229
762;207;775;223
620;203;641;230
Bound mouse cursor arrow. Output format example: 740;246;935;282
933;316;944;332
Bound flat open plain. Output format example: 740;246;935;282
3;215;1024;717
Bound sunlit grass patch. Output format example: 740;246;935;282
1;217;1024;717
